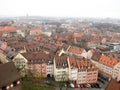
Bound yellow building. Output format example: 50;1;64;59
54;55;69;81
12;53;28;76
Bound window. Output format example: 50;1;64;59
83;76;86;78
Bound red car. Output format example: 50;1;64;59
74;83;79;88
79;84;84;88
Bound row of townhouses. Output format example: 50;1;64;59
0;40;120;84
90;50;120;82
13;52;98;84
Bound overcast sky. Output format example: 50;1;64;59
0;0;120;18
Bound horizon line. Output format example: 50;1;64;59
0;15;120;20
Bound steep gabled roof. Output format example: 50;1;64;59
69;56;77;68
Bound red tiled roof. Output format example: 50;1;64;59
25;43;39;50
31;28;42;33
91;32;98;37
99;54;119;67
68;46;84;55
110;36;116;42
76;57;97;71
104;52;120;60
57;37;66;41
0;26;16;32
69;56;77;68
8;42;39;51
73;33;84;38
55;41;64;47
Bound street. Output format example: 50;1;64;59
55;87;105;90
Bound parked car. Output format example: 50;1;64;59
97;83;103;88
85;84;91;88
70;83;75;88
98;78;105;84
83;84;86;88
98;73;108;81
90;84;95;88
79;84;84;88
95;83;101;88
94;83;98;88
78;84;80;88
74;83;78;88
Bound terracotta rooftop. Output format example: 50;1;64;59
76;57;97;71
104;52;120;60
8;42;40;51
69;56;77;68
25;43;39;50
31;28;42;33
68;46;84;55
0;26;16;32
8;42;27;50
99;54;119;67
42;44;58;54
91;32;98;37
54;41;64;47
73;33;84;38
57;36;67;41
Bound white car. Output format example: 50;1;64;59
78;84;80;88
85;84;91;88
70;83;75;88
